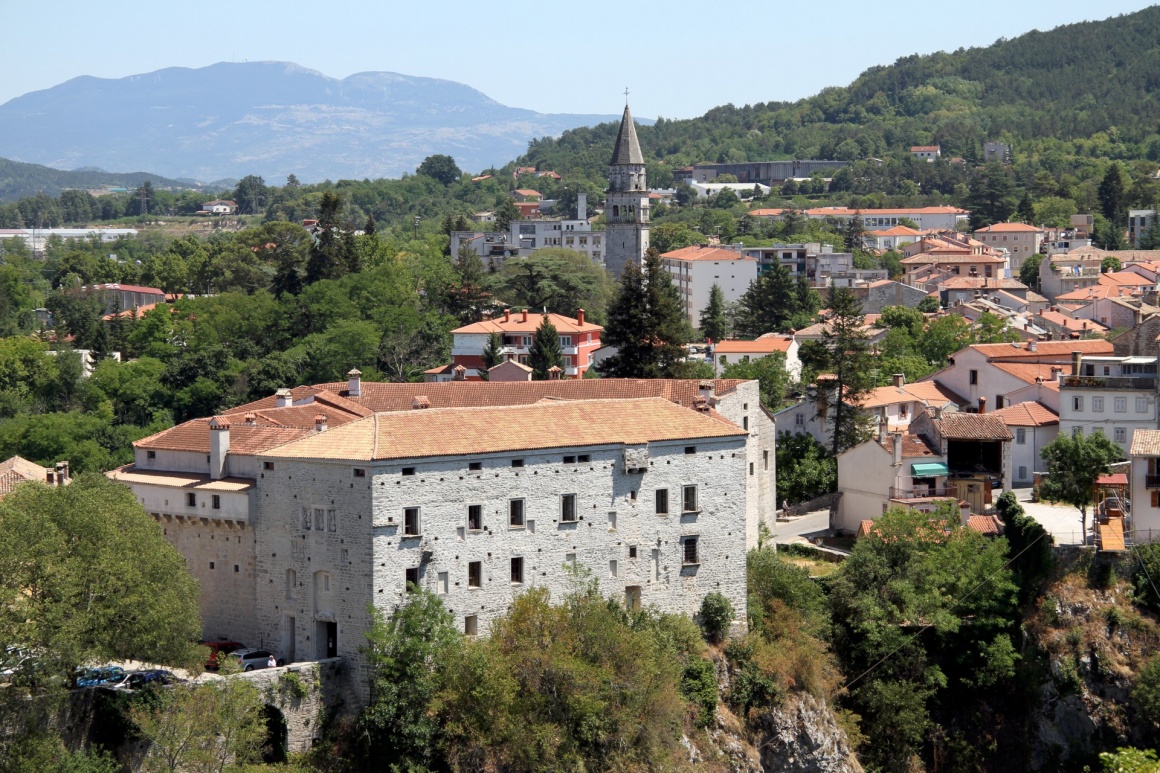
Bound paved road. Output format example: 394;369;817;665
773;509;831;544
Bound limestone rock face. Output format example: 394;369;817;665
750;692;864;773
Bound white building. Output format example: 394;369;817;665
1059;354;1158;455
1130;209;1156;249
990;402;1059;486
689;182;772;199
660;245;759;328
713;334;800;379
910;145;941;162
450;195;601;268
107;377;775;688
0;227;138;255
1129;430;1160;539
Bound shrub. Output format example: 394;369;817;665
699;592;734;643
681;657;718;727
1134;654;1160;726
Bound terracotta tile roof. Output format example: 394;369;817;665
938;277;1028;290
748;208;785;217
862;381;965;409
135;420;312;455
1130;429;1160;456
0;456;54;497
966;514;1004;536
910;146;941;152
900;253;1006;265
878;433;940;457
660;245;755;262
806;206;965;216
1100;271;1155;287
974;223;1043;234
262;398;747;461
107;465;255;492
714;334;794;354
1056;285;1142;302
933;413;1013;441
1096;473;1128;486
1036;310;1107;333
452;312;602;335
874;226;922;237
990;402;1059;427
970;339;1113;359
512;189;542;198
291;378;750;414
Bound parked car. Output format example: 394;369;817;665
226;649;284;672
75;666;125;688
114;670;180;690
201;640;245;671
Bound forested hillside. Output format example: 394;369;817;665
519;7;1160;183
0;157;214;202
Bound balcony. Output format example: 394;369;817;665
889;486;952;500
1147;475;1160;489
1061;375;1157;390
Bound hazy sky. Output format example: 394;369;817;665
1;0;1153;119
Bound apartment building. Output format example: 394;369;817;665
1059;353;1158;455
972;223;1044;272
432;308;603;380
659;245;758;328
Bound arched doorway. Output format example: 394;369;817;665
260;705;288;763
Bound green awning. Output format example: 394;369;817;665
911;463;949;477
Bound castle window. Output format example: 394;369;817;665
353;468;366;478
327;509;336;532
212;495;221;510
683;537;699;565
511;459;524;468
511;557;524;584
469;462;482;471
509;499;525;528
264;461;274;470
683;485;699;513
561;494;577;522
404;507;420;536
468;561;482;588
147;450;156;459
468;504;483;531
402;467;416;476
406;567;420;592
655;489;669;515
465;615;478;636
286;569;296;600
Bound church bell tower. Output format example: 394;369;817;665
604;102;649;277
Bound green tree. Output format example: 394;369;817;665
917;295;941;313
820;286;875;456
489;248;614;324
305;192;348;284
528;315;563;379
232;175;268;215
976;311;1021;343
480;332;503;379
495;198;519;232
775;431;837;504
416;154;462;186
1039;431;1124;538
357;590;460;769
1020;253;1043;289
967;163;1019;229
1016;190;1036;224
734;264;798;337
700;283;728;342
600;250;690;378
843;213;867;251
1098;162;1128;226
721;353;790;410
918;314;974;365
1102;256;1123;273
650;222;700;254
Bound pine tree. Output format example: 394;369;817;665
496;199;520;232
364;214;377;236
843;212;867;251
528;316;563;380
820;286;875;458
107;296;126;357
601;249;690;378
306;192;347;284
1016;191;1036;224
700;284;728;343
481;332;503;378
734;264;797;338
1098;163;1127;226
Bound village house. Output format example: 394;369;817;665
81;282;168;315
106;376;777;681
427;308;603;381
1059;352;1158;455
0;456;70;500
865;225;923;251
659;245;759;327
910;145;941;162
972;223;1044;272
1129;430;1160;540
989;402;1059;486
198;200;238;215
712;334;801;379
901;233;1008;286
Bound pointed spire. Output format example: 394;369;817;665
610;104;644;166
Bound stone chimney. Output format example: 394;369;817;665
878;414;889;444
504;308;511;323
54;461;69;485
453;365;467;381
576;308;586;326
244;412;257;426
209;416;230;480
275;388;293;408
693;395;710;413
412;396;432;409
347;368;362;397
699;381;716;406
892;373;905;388
314;413;328;432
891;432;903;467
1029;339;1037;352
522;308;529;323
978;396;987;414
548;365;562;380
1051;365;1063;382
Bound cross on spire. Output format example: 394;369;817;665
624;87;629;105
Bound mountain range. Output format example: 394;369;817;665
0;62;623;184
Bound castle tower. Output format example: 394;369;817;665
604;104;649;277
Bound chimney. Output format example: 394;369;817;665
577;192;587;221
978;396;987;414
244;412;257;426
412;396;432;409
347;368;362;397
55;461;68;483
1072;351;1083;377
1029;339;1037;352
46;470;56;486
693;395;710;413
891;432;903;466
522;308;529;323
1051;365;1063;382
314;413;328;432
504;308;511;323
275;388;293;408
699;380;716;406
892;373;905;388
453;364;467;381
878;413;889;444
209;416;230;480
548;365;562;380
576;308;586;326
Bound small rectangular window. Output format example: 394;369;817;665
1115;427;1127;443
468;504;482;531
969;370;978;385
577;454;590;463
511;459;524;468
404;507;420;536
264;461;274;470
186;492;196;507
683;485;698;513
406;567;419;591
609;559;618;578
510;557;524;584
683;537;699;565
763;450;769;470
468;461;482;471
563;455;576;464
1015;428;1026;445
1138;397;1149;413
561;494;577;522
468;561;482;588
209;561;215;570
656;489;669;515
437;571;448;594
749;462;754;475
353;468;366;478
147;450;157;459
1116;397;1127;412
1093;397;1104;412
509;499;525;528
743;416;749;431
629;545;638;559
465;615;478;636
1073;396;1083;411
402;467;416;476
212;494;221;510
684;446;696;455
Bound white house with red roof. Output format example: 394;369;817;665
973;222;1044;272
713;334;800;378
910;145;941;162
659;245;759;327
432;308;603;380
990;402;1059;485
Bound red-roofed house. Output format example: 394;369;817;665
990;402;1059;485
436;308;603;380
973;223;1044;272
910;145;941;161
660;245;759;327
713;334;800;378
82;283;168;315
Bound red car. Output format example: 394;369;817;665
201;640;245;671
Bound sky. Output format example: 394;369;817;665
1;0;1155;120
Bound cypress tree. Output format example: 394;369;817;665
306;191;347;284
481;332;503;377
700;284;728;343
528;316;563;380
820;286;875;458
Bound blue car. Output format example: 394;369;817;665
75;666;125;688
117;669;179;690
